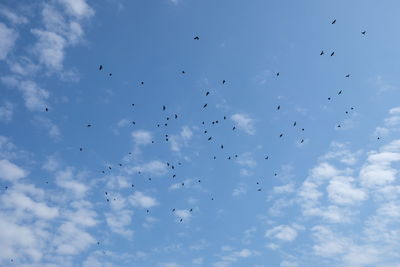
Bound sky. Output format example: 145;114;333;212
1;0;400;266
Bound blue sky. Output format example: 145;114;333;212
1;0;400;266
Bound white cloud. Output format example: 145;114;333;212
170;126;193;152
174;209;191;221
327;176;367;205
232;183;248;196
231;113;255;135
1;77;49;111
32;29;66;71
129;191;158;209
33;116;61;139
273;183;295;194
0;23;18;60
55;168;88;198
132;130;152;145
58;0;95;19
0;102;14;122
55;222;96;255
0;159;27;182
266;225;298;242
129;160;168;176
0;7;28;24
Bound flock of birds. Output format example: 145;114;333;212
24;18;371;255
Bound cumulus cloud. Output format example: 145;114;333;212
129;160;168;176
0;23;18;60
266;225;298;242
129;191;158;209
132;130;152;145
231;113;255;135
0;159;27;182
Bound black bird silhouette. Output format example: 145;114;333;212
293;121;297;127
320;50;324;55
109;73;112;76
221;145;224;149
337;124;341;128
258;189;262;191
279;134;283;138
222;80;226;84
361;31;366;35
224;116;226;120
277;105;281;110
301;139;304;143
182;70;185;74
330;52;335;56
276;72;280;76
206;91;210;96
265;156;269;160
208;137;212;141
141;81;144;85
338;90;342;95
332;19;336;24
87;124;91;127
194;36;199;40
175;114;178;119
345;74;350;78
328;97;331;100
79;147;83;151
232;126;236;130
203;104;208;108
99;65;103;71
45;107;49;112
163;105;166;111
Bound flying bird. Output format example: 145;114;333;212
222;80;226;84
203;104;208;108
338;90;342;95
194;36;199;40
293;121;297;127
345;74;350;78
330;52;335;56
45;107;49;112
277;105;281;110
206;91;210;96
99;65;103;71
332;19;336;24
361;31;366;35
320;50;324;55
163;105;166;111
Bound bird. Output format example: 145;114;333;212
182;70;185;74
332;19;336;24
175;114;178;119
109;73;112;76
99;65;103;71
141;81;144;85
320;50;324;55
163;105;166;111
337;124;341;128
301;139;304;143
208;137;212;141
87;124;91;127
277;105;281;110
222;80;226;84
206;91;210;96
232;126;236;131
203;104;208;108
338;90;342;95
276;72;280;76
221;145;224;149
194;36;199;40
79;147;83;151
361;31;366;35
293;121;297;127
345;74;350;78
265;156;269;160
45;107;49;112
279;133;283;138
330;52;335;56
328;97;331;100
